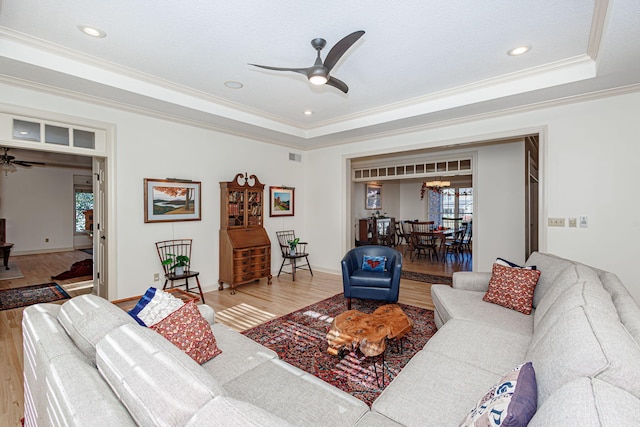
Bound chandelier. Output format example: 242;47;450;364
420;178;451;199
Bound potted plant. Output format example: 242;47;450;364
162;253;190;275
287;238;300;256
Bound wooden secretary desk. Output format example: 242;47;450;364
219;173;272;294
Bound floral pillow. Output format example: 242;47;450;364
483;263;541;315
460;362;537;427
362;255;386;272
151;301;222;364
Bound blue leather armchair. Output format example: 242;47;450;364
341;246;403;309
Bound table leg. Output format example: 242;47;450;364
2;247;10;270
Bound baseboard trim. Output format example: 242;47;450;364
12;247;76;256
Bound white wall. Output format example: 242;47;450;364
0;83;304;299
304;91;640;303
0;166;91;254
399;181;426;221
2;82;639;304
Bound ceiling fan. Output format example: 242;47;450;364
0;147;45;174
249;30;365;93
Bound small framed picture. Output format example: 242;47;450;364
144;178;201;223
269;186;294;217
365;184;382;210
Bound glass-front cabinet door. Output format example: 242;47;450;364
227;190;245;227
247;190;262;227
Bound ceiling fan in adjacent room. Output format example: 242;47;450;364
0;147;45;175
249;30;365;93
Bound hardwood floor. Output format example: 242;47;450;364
0;247;470;426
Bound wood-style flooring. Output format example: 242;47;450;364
0;247;470;426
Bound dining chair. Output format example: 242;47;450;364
443;227;466;261
155;239;205;303
409;221;438;262
275;230;313;281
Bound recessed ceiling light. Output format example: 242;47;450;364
303;110;314;115
224;81;243;89
78;25;106;38
508;46;531;56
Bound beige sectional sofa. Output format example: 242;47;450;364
363;251;640;425
22;252;640;426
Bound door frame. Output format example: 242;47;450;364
0;103;116;299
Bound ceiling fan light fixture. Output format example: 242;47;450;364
309;74;328;86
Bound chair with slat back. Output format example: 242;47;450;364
155;239;205;302
275;230;313;281
409;221;438;262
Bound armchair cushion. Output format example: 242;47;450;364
362;255;386;272
341;246;403;305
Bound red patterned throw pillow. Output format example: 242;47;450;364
151;301;222;364
483;263;541;315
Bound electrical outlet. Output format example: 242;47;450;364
548;218;565;227
153;273;160;282
568;218;577;227
45;238;49;242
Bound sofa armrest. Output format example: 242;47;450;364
452;271;492;292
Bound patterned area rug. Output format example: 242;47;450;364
401;270;452;285
242;293;437;406
0;283;70;311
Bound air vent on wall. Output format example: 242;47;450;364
289;153;302;162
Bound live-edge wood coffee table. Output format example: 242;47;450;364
326;304;413;386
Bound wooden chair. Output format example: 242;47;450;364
409;221;438;262
275;230;313;281
443;227;466;261
155;239;204;303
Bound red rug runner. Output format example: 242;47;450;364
242;293;436;406
0;283;70;311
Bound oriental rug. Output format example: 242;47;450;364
0;282;70;311
242;293;437;406
401;270;452;286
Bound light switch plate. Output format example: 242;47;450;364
580;216;588;228
568;218;577;227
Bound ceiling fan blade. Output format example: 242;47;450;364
323;30;365;72
326;76;349;94
13;160;45;166
249;64;311;77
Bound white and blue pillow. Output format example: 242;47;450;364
128;287;184;326
496;257;537;270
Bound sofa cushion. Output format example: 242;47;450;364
529;378;640;427
525;252;575;308
223;358;369;426
151;301;222;364
96;324;225;427
128;287;184;326
202;323;277;386
372;350;501;426
526;306;640;405
431;285;534;336
423;319;530;376
483;263;541;314
533;266;619;337
185;396;292;427
597;270;640;344
496;257;536;270
45;353;136;426
460;362;537;427
57;294;137;365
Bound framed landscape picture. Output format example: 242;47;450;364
365;184;382;210
269;186;294;217
144;178;201;223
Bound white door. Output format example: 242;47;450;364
93;157;108;298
